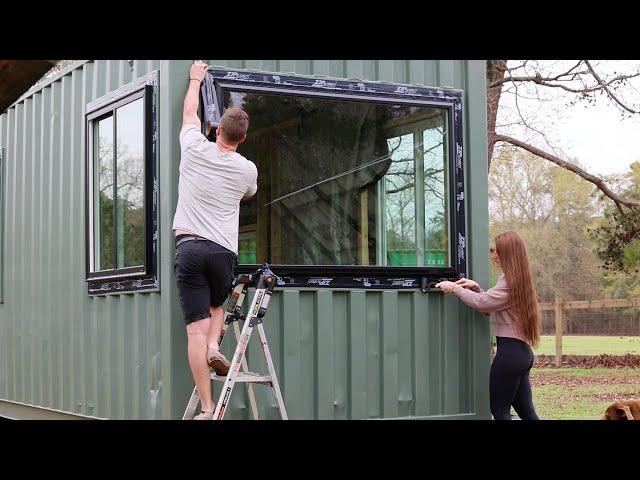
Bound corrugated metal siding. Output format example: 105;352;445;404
204;60;470;90
186;60;491;419
0;60;167;419
0;59;489;419
211;289;477;419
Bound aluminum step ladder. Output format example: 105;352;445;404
182;264;288;420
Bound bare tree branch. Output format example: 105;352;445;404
386;182;415;194
492;60;584;87
489;62;640;96
495;134;640;212
584;60;640;114
511;78;570;161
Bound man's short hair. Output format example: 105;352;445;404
219;107;249;143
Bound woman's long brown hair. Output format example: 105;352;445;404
495;230;541;348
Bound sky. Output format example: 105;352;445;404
498;60;640;177
556;103;640;176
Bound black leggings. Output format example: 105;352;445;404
490;336;539;420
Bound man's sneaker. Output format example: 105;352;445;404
207;347;230;376
193;411;214;420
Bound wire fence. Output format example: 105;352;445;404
535;297;640;366
541;307;640;336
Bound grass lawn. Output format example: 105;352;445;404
529;367;640;420
533;335;640;356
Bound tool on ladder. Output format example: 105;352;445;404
182;263;288;420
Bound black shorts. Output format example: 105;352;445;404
173;235;237;325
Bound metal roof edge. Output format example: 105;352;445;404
5;60;92;112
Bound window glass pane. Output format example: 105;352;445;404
115;98;144;268
94;115;114;270
385;134;416;266
238;231;257;264
226;90;450;267
423;118;449;267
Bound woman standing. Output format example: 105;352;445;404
436;230;541;420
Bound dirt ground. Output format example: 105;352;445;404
530;372;640;402
535;354;640;368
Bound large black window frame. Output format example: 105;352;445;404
203;69;467;290
84;70;158;294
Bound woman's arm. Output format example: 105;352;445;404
436;278;510;313
453;284;510;313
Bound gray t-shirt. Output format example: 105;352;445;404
172;124;258;254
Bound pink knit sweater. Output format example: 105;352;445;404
452;274;529;344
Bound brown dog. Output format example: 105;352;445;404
603;401;640;420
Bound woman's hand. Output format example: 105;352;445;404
455;278;480;291
435;281;458;293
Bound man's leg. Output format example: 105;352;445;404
206;304;230;375
186;317;215;413
207;305;225;350
205;250;236;374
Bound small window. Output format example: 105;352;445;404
204;70;467;289
85;71;158;294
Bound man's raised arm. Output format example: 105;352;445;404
183;61;208;127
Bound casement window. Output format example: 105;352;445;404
201;70;467;289
85;71;158;294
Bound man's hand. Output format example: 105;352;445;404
435;281;458;294
190;61;208;83
183;61;208;128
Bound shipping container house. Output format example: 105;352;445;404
0;60;490;420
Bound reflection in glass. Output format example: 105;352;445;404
423;119;449;266
116;98;144;268
226;90;450;267
95;115;114;270
385;134;416;266
238;232;257;264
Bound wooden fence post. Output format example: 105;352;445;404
554;295;563;367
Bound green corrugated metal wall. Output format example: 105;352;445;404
216;289;484;419
0;60;490;420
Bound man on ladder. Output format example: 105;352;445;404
182;264;288;420
172;61;258;420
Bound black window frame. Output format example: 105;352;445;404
84;70;158;295
204;69;467;290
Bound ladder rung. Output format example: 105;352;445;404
211;372;272;384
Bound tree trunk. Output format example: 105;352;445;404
486;60;507;170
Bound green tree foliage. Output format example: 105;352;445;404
98;190;114;269
592;161;640;296
489;148;603;301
